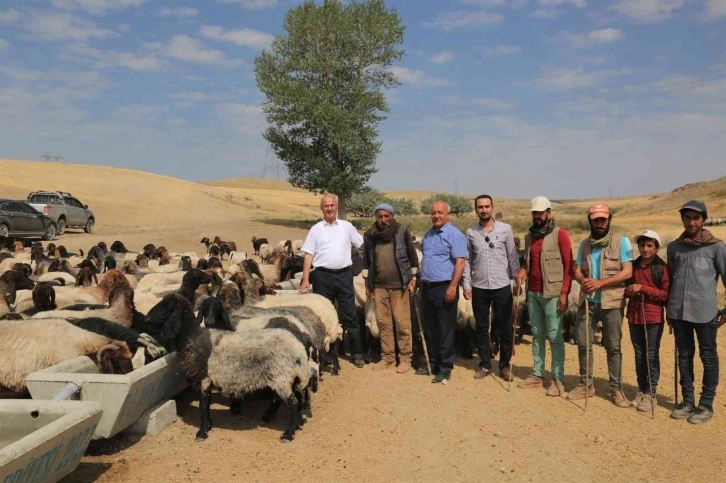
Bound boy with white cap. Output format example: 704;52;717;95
625;230;670;413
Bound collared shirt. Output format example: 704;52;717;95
463;221;520;290
421;222;467;282
576;236;634;303
300;218;364;270
666;239;726;324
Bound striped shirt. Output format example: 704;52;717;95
462;221;520;290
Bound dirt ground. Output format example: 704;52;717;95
47;222;725;483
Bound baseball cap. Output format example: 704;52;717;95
530;196;551;212
374;203;395;215
634;230;662;247
588;203;610;219
679;200;707;217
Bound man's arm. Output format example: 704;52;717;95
559;229;574;294
404;229;419;271
298;253;314;294
349;223;364;248
505;227;520;279
447;257;465;303
574;241;586;285
462;234;472;291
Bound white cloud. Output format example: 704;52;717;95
425;10;503;30
60;43;164;71
538;0;586;6
483;45;521;56
163;35;239;66
22;13;116;41
217;0;277;8
199;25;275;49
428;51;455;64
157;7;199;18
558;28;624;48
611;0;683;22
215;103;265;135
0;38;9;50
0;8;21;24
535;67;627;91
389;67;451;87
530;8;558;18
51;0;145;15
706;0;726;20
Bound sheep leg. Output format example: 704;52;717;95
330;343;341;376
195;390;212;442
230;397;242;414
280;391;300;442
303;386;312;413
260;396;282;425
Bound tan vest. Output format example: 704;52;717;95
578;235;626;309
524;228;564;298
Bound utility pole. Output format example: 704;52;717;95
454;179;459;194
609;188;613;199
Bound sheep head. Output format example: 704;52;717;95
110;241;127;253
178;256;192;272
134;254;149;268
76;267;98;287
97;342;134;375
1;269;35;307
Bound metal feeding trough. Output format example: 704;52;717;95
0;400;102;483
25;353;187;440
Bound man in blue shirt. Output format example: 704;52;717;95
569;204;634;407
418;200;468;383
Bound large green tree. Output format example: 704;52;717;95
255;0;405;219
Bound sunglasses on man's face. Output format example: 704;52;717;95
484;236;494;249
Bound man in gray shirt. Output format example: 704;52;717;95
667;200;726;425
463;194;520;381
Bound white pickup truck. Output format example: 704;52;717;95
27;190;95;235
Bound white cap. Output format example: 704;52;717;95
530;196;551;212
634;230;662;247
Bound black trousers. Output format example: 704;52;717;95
671;317;720;410
422;281;458;374
472;285;513;370
312;268;361;356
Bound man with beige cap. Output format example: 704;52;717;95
568;203;634;406
516;196;574;396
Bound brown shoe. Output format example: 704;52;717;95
499;366;513;382
517;375;544;389
637;394;657;413
474;367;491;379
611;389;630;408
396;361;411;374
373;360;395;371
546;380;565;397
566;384;595;400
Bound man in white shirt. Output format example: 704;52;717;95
299;195;365;369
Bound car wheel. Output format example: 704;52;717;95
0;223;9;238
57;218;66;235
43;223;56;241
84;218;95;234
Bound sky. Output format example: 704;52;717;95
0;0;725;200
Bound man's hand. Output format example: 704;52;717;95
366;288;375;300
581;278;601;294
719;314;726;328
298;279;310;294
516;268;526;286
408;279;417;293
463;289;472;300
445;285;457;303
557;293;567;314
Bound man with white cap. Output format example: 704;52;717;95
361;203;419;373
667;200;726;424
568;203;634;407
516;196;574;396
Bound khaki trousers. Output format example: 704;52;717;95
374;288;413;364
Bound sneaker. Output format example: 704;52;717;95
630;392;645;409
415;367;430;376
687;407;714;425
566;384;595;400
473;367;491;380
610;389;630;408
352;356;365;368
372;360;395;371
637;394;657;413
517;375;544;389
432;372;451;384
396;361;411;374
670;401;696;420
499;366;513;382
546;380;565;397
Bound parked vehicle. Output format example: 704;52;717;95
27;190;95;235
0;199;57;241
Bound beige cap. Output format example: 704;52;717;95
530;196;551;212
634;230;662;247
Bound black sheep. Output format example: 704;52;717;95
251;236;268;256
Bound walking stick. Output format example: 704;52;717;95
508;283;522;392
412;286;432;376
584;298;590;411
640;294;655;419
670;320;678;407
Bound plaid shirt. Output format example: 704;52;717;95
463;221;520;290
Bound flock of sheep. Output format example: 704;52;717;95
0;233;583;443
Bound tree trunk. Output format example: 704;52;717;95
337;193;347;220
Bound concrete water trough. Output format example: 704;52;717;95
0;400;102;483
25;353;187;440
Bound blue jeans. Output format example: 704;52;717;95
628;322;664;395
671;317;720;410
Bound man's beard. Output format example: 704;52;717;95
478;212;491;222
532;218;546;228
590;223;610;240
377;221;390;229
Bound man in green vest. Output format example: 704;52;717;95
568;203;634;407
516;196;574;396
